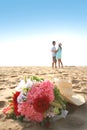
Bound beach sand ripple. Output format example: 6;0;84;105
0;66;87;130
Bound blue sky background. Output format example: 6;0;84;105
0;0;87;66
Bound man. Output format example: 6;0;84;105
51;41;57;68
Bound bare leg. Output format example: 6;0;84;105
55;61;57;68
58;60;60;68
58;59;61;68
61;61;63;68
52;62;54;68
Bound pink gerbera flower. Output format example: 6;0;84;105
18;101;44;122
18;80;54;122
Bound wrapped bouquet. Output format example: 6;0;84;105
3;76;68;127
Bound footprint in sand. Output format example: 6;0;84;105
0;101;6;108
9;85;16;89
0;87;5;90
72;79;80;84
63;73;68;76
0;114;4;119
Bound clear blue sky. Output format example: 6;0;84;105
0;0;87;66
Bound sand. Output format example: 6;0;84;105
0;66;87;130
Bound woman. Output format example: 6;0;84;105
56;43;63;68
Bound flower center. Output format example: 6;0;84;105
33;95;50;113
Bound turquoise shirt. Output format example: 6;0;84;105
56;47;62;59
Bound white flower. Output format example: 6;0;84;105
26;79;33;88
15;80;25;92
15;78;33;92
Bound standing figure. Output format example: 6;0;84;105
56;43;63;68
51;41;57;68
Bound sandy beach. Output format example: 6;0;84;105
0;66;87;130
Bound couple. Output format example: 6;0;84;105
51;41;63;69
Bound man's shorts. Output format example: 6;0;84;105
52;56;57;63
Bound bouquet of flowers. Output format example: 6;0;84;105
3;76;68;127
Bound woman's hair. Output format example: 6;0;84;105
59;43;62;49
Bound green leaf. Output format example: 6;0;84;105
30;76;44;81
54;87;67;109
